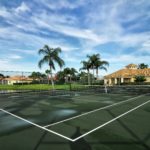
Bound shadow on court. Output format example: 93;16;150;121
31;112;150;150
33;126;92;150
0;91;150;150
106;109;150;150
69;127;92;150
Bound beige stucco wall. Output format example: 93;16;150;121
7;80;16;85
6;80;32;85
104;76;150;85
145;77;150;82
130;77;135;82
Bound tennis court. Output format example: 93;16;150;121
0;86;150;150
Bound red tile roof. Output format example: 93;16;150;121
105;68;150;78
4;76;33;81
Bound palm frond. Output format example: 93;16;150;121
54;56;65;68
99;66;107;71
38;45;65;72
44;45;51;51
38;49;47;55
38;59;46;68
100;60;109;66
54;47;62;53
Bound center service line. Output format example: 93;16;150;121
44;94;146;128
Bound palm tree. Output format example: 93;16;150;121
38;45;65;89
80;61;91;85
87;54;100;84
63;67;72;82
57;68;77;83
95;60;109;79
70;68;78;82
87;54;109;79
87;54;97;76
56;71;65;83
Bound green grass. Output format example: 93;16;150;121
0;84;68;90
0;84;87;91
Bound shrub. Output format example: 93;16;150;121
134;75;146;83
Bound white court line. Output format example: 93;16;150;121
0;99;150;142
72;99;150;141
44;94;147;128
0;109;74;142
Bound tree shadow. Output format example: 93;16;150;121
69;126;92;150
106;109;150;150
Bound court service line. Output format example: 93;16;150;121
0;109;74;142
44;94;147;128
72;99;150;141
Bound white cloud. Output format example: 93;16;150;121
63;53;79;62
39;0;86;10
52;26;103;42
3;0;148;51
15;2;30;13
117;32;150;47
104;54;150;65
0;2;30;20
0;7;10;18
140;40;150;53
60;46;79;52
31;14;106;43
0;59;9;64
9;54;22;60
29;0;150;53
0;0;150;73
0;60;39;72
83;1;150;57
10;49;37;55
0;56;38;72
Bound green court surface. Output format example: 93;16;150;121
0;89;150;150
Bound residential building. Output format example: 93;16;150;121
104;64;150;85
1;76;33;85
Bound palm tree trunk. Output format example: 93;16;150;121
66;76;68;83
96;69;99;79
92;66;95;84
47;74;50;84
87;70;90;85
48;76;49;84
70;76;72;82
50;66;54;90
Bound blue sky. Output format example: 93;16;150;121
0;0;150;75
